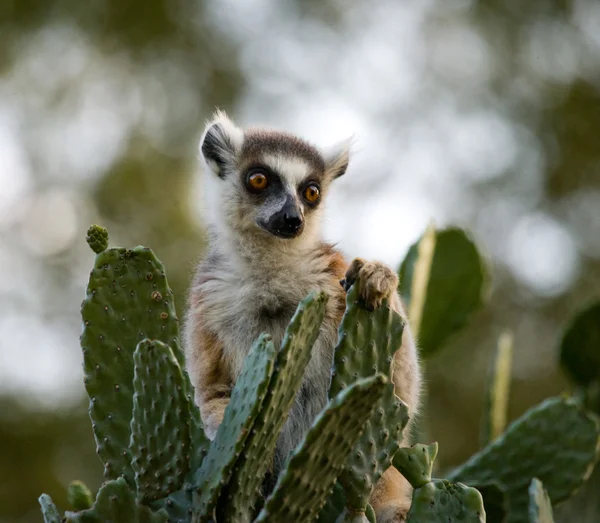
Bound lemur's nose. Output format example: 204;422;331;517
284;212;302;230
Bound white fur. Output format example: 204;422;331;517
263;154;313;187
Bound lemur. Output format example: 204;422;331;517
183;111;422;522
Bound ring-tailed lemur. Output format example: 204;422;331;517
184;111;422;522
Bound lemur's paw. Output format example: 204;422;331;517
376;505;408;523
341;258;398;311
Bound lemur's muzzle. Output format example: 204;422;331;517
267;199;304;239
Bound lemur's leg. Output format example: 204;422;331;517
343;259;422;523
184;300;232;440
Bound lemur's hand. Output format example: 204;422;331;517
340;258;399;311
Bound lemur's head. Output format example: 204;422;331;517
198;110;350;245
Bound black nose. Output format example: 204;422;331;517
284;212;302;230
266;199;304;238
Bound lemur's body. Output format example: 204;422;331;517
184;112;422;522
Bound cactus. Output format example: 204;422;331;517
329;282;410;516
39;494;61;523
86;224;109;254
65;477;168;523
393;442;438;489
528;479;554;523
222;291;328;522
408;480;486;522
67;481;94;511
481;331;514;447
192;333;277;521
393;443;485;522
449;397;599;523
255;375;388;523
559;300;600;414
130;339;195;504
38;225;600;523
80;226;204;485
398;226;488;358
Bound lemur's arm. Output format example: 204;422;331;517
184;298;232;440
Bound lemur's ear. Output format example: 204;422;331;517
322;136;353;179
199;110;244;178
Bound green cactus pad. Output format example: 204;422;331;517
393;442;438;489
449;397;599;523
65;477;168;523
151;483;195;523
255;375;388;523
559;301;600;389
80;239;201;484
481;331;514;447
330;282;409;512
222;291;328;522
130;339;196;504
67;480;94;511
528;478;554;523
86;224;109;254
193;334;276;522
39;494;61;523
406;479;485;523
398;226;488;358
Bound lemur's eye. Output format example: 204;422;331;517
247;171;268;192
303;184;320;204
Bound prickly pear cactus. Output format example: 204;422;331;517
222;291;328;522
130;339;194;503
398;226;488;358
481;331;513;447
408;480;486;522
39;494;61;523
255;375;388;523
449;397;599;523
528;478;554;523
393;442;438;489
559;301;600;414
192;334;276;522
394;443;485;522
65;477;168;523
67;480;94;511
80;225;204;485
329;282;410;516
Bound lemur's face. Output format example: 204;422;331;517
199;111;350;242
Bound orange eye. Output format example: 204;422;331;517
247;172;268;191
303;184;320;204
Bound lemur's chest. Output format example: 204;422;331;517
203;266;338;379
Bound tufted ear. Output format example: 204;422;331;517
322;136;353;180
199;110;244;178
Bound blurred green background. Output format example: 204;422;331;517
1;0;600;521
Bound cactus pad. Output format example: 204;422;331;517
39;494;61;523
559;301;600;389
256;375;388;523
449;397;599;523
223;291;328;522
528;478;554;523
406;479;486;523
393;442;438;489
481;331;513;447
65;477;168;523
67;480;94;511
86;225;109;254
80;234;193;484
193;334;276;521
130;339;195;503
398;226;488;358
330;282;409;512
